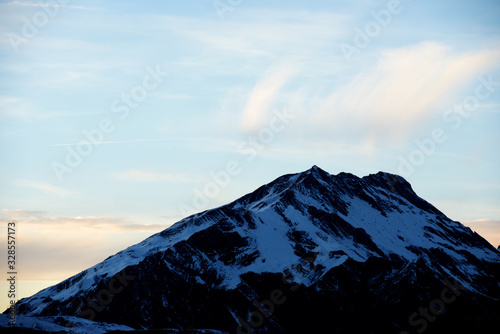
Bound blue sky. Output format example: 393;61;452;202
0;0;500;309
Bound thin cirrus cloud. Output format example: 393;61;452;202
0;209;167;284
172;10;347;56
238;42;500;146
0;209;166;233
114;170;192;183
0;96;37;119
313;43;500;138
0;1;103;10
240;63;299;132
14;179;74;196
46;138;172;147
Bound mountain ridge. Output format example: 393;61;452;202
11;166;500;333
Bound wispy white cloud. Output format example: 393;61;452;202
313;43;500;138
0;209;46;218
0;94;109;119
46;138;171;147
240;63;299;132
114;170;192;183
172;10;347;57
0;1;103;10
14;179;74;196
0;96;37;118
0;209;166;232
236;42;500;148
150;92;193;100
0;210;167;283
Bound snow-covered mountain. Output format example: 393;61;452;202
12;166;500;333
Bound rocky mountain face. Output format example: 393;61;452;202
13;166;500;333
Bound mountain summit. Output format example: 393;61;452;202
13;166;500;333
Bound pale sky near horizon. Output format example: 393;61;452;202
1;0;500;311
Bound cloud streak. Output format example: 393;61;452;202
0;209;167;232
46;138;171;147
241;63;298;132
14;179;74;196
0;210;168;286
114;170;192;183
1;1;103;10
238;42;500;147
322;43;500;139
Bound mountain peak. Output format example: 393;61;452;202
13;167;500;333
364;170;408;185
306;164;331;180
306;167;409;189
309;164;324;172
